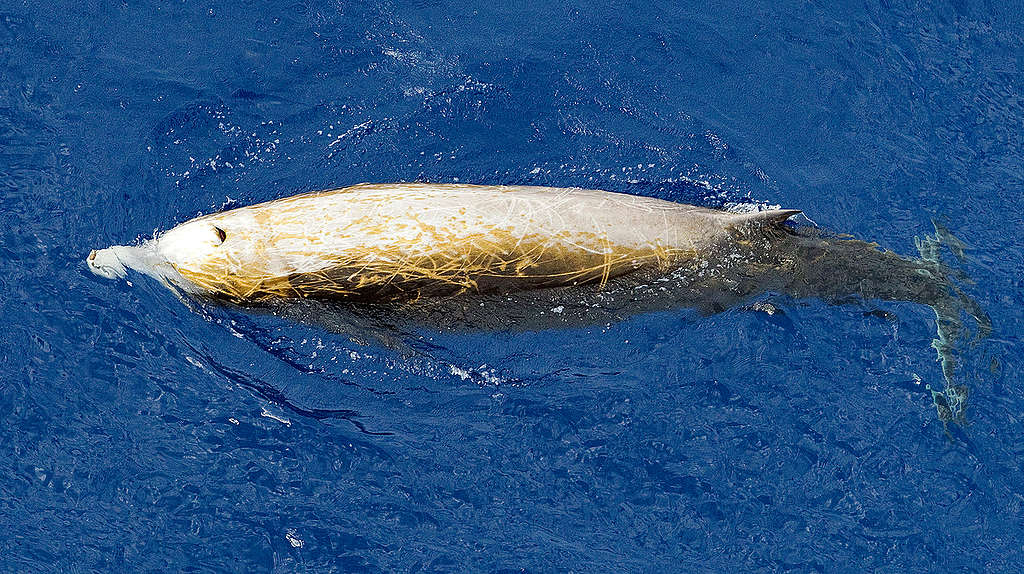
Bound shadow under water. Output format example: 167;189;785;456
240;221;990;430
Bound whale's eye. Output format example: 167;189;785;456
213;226;227;243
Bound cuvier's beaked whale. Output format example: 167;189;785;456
87;183;988;426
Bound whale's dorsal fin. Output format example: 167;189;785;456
727;209;802;229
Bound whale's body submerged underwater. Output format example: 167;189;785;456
88;183;988;425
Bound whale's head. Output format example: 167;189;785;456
87;219;231;294
154;218;233;274
145;213;295;300
88;208;297;300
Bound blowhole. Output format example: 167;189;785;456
214;226;227;243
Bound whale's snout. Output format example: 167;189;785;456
87;247;129;279
86;243;195;294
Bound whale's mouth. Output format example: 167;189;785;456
87;247;129;279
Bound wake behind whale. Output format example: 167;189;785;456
87;183;989;427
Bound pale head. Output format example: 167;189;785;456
87;218;240;295
154;218;231;271
148;213;298;299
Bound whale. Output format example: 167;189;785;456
88;182;988;425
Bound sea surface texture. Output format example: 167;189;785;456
2;1;1022;572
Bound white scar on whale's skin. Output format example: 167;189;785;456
87;183;800;302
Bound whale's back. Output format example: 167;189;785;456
141;184;795;301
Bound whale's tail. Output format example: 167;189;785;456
914;223;991;427
764;222;991;427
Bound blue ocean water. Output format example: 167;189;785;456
2;0;1022;571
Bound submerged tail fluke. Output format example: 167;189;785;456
770;222;990;428
914;223;991;428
